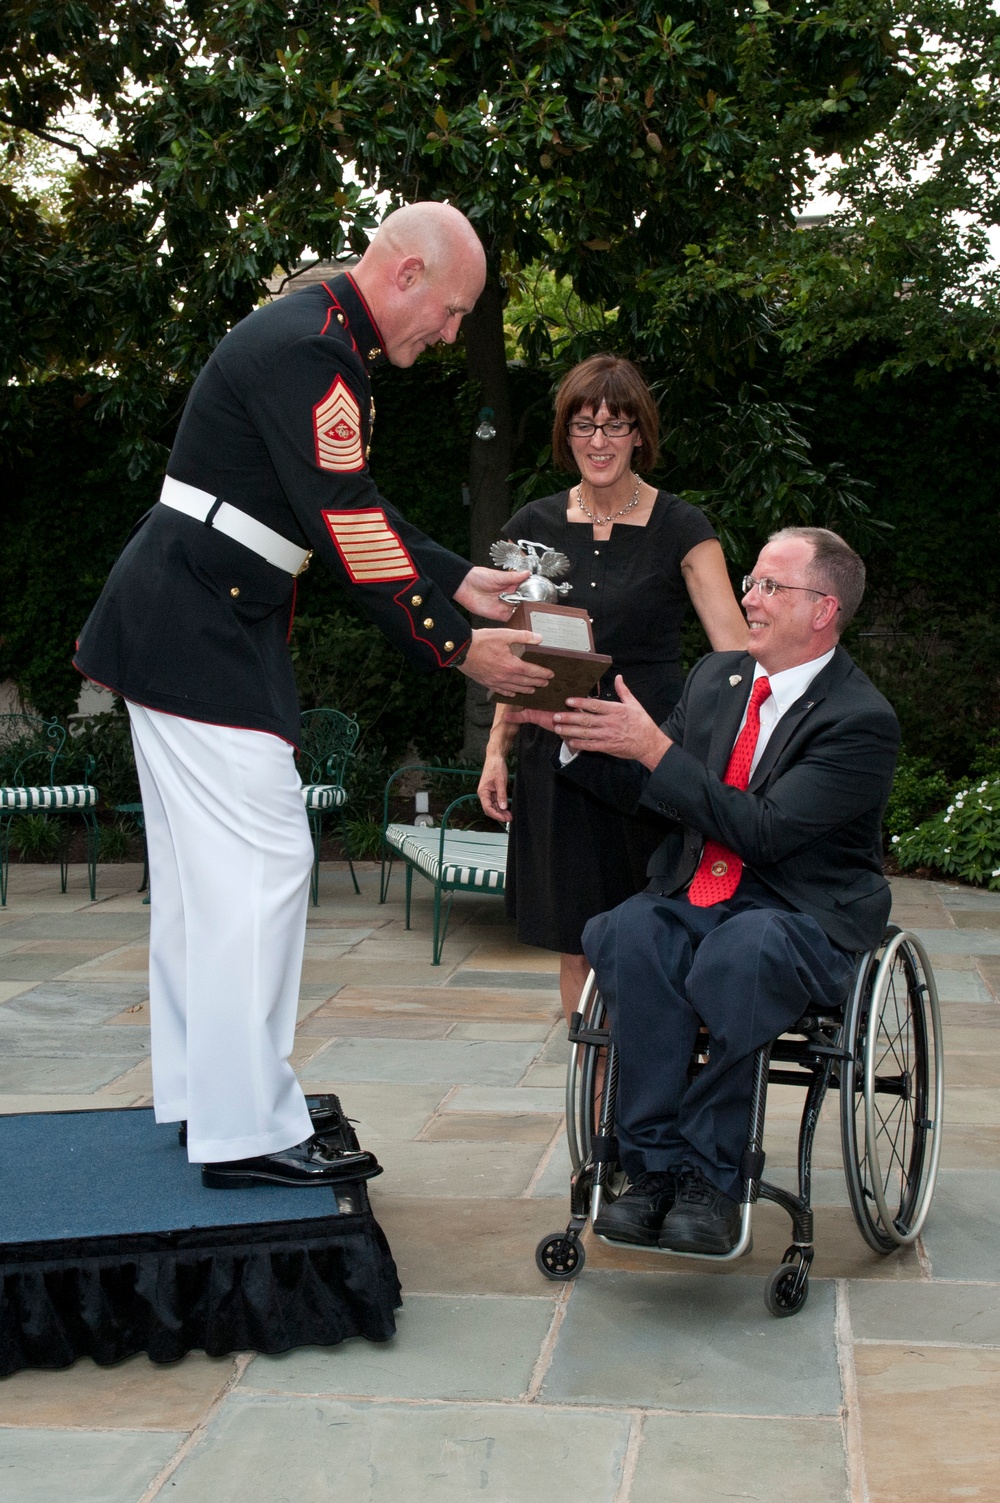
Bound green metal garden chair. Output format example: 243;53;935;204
0;714;101;905
379;765;509;964
298;708;361;903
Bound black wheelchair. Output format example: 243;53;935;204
535;926;944;1316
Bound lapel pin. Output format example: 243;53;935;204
729;675;742;686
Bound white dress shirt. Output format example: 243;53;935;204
743;649;835;777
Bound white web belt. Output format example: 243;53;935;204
158;476;312;576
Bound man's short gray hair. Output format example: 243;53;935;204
768;526;866;629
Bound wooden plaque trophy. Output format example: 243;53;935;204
489;540;612;711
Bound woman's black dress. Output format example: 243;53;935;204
502;489;718;953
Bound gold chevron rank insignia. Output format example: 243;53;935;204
313;376;364;472
322;509;416;584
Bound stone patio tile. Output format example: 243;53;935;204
449;969;560;992
517;1062;567;1088
950;909;1000;929
420;1111;559;1144
366;1139;544;1196
527;1132;572;1198
0;952;103;981
444;1086;564;1113
0;1093;144;1113
69;945;149;974
0;981;147;1025
939;1124;1000;1168
296;1015;453;1039
0;981;34;1004
302;928;377;947
936;1087;1000;1124
932;969;994;1003
943;1052;1000;1086
97;1059;153;1094
372;1196;572;1294
944;1024;1000;1050
542;1271;841;1413
105;1000;150;1025
0;1430;183;1503
242;1295;554;1400
848;1280;1000;1344
0;1352;239;1429
0;1057;146;1093
912;929;1000;954
0;1027;148;1058
460;943;560;972
164;1396;630;1503
322;984;560;1021
449;1021;552;1041
855;1344;1000;1503
0;913;150;941
978;956;1000;997
632;1415;848;1503
300;1037;540;1086
296;1081;445;1140
297;961;479;990
919;1170;1000;1280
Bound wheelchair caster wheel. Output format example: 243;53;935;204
536;1234;585;1281
765;1264;809;1317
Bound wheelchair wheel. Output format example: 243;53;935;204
566;970;604;1172
536;1233;585;1281
840;929;944;1253
765;1263;809;1318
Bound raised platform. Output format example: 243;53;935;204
0;1108;401;1375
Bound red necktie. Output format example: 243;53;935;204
688;675;772;907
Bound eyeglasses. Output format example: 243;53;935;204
567;418;638;439
741;574;830;600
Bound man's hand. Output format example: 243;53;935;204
457;629;554;696
454;566;529;621
552;676;672;770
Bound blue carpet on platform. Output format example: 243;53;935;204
0;1110;342;1242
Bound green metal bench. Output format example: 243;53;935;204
0;714;100;905
379;765;509;964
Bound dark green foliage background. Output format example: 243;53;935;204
2;355;997;783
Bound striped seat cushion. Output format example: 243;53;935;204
385;824;508;891
301;783;348;812
0;785;99;811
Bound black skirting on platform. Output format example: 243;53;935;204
1;1193;401;1374
0;1109;401;1375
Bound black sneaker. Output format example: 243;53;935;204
592;1171;678;1246
657;1168;742;1254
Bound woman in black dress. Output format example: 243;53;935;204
478;355;747;1022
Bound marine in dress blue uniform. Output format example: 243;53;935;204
74;229;535;1184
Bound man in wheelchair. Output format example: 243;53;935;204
515;526;899;1256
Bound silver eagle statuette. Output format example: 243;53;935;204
489;538;573;604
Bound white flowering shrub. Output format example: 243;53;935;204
894;779;1000;890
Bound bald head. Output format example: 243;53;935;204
353;201;487;367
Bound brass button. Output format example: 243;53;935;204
423;617;434;628
230;587;240;598
444;640;455;651
336;312;345;325
411;594;423;606
368;346;382;360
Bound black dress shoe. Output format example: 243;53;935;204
657;1169;742;1254
592;1171;678;1246
179;1095;360;1153
201;1133;382;1189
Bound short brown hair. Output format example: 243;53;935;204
552;355;660;471
769;526;866;629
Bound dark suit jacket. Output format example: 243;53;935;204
559;646;900;952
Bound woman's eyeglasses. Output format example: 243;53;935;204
566;418;638;439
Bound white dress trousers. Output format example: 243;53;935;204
127;703;315;1163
